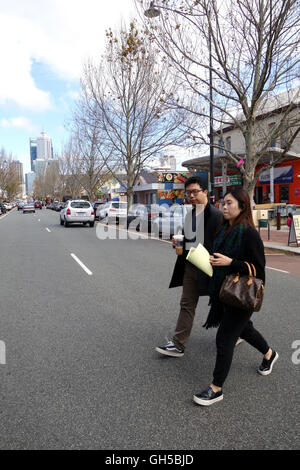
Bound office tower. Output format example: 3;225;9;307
11;160;24;185
30;138;37;171
30;131;53;171
25;172;36;194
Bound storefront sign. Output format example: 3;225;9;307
157;172;190;183
259;166;293;184
214;174;242;187
158;189;185;200
288;211;300;247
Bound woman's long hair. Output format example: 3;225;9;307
221;189;256;232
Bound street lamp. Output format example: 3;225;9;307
144;2;215;203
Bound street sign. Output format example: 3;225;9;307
288;211;300;247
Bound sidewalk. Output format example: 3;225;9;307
259;225;300;255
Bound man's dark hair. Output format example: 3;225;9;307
184;175;208;190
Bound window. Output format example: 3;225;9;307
280;122;290;149
112;202;127;208
226;137;231;151
269;123;276;148
218;139;224;154
71;201;91;208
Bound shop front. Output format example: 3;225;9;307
214;173;243;201
255;159;300;205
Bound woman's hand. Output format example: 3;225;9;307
210;253;233;266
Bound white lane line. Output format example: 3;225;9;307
70;253;93;276
38;219;41;222
266;266;289;273
46;228;51;233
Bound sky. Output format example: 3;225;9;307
0;0;138;175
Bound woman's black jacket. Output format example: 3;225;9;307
228;225;266;284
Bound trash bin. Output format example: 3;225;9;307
258;219;268;228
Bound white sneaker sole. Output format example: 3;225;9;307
235;338;244;347
155;346;184;357
193;394;224;406
257;351;279;376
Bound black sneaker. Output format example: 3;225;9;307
257;350;279;376
193;386;223;406
155;340;184;357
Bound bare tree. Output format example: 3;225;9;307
70;115;111;201
59;139;82;200
79;20;191;207
0;149;21;200
138;0;300;198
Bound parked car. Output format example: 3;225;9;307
60;200;95;227
126;204;163;232
23;203;36;213
56;202;65;211
4;202;13;211
97;201;128;224
34;201;42;209
0;202;7;214
152;205;191;238
93;202;105;220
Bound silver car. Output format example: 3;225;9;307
60;200;95;227
23;203;35;213
98;201;128;224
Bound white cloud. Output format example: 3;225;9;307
0;0;136;110
0;116;38;133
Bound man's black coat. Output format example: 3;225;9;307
169;203;223;295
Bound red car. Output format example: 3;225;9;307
34;201;42;209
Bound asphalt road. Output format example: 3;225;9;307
0;208;299;450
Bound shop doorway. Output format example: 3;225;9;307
255;187;263;204
279;185;289;203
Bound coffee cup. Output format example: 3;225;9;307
173;234;184;255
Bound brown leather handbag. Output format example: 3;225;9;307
219;262;265;312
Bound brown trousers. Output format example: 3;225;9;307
173;262;202;350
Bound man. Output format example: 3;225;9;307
155;176;223;357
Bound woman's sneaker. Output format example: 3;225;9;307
257;350;279;376
193;386;223;406
155;340;184;357
235;338;244;347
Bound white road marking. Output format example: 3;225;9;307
46;228;51;233
38;219;41;222
70;253;93;276
266;266;289;273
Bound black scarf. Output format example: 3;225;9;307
203;222;244;329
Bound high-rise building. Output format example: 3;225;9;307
30;131;53;170
37;131;53;160
11;160;24;185
30;138;37;171
25;172;36;195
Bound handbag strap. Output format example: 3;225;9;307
250;263;257;277
244;262;253;277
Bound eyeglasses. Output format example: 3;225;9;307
185;189;203;197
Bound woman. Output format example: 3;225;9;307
193;189;278;406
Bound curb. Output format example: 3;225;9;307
264;242;300;256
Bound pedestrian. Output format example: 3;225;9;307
193;188;278;406
287;212;292;228
155;176;223;357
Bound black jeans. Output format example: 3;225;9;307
213;305;269;388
